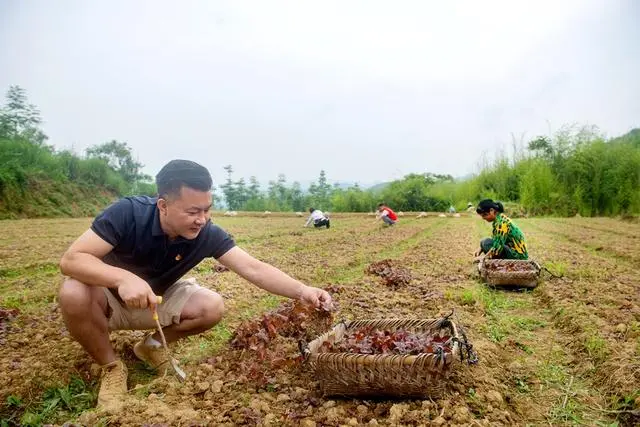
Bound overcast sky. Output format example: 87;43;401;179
1;1;639;187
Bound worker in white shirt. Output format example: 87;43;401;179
304;208;331;229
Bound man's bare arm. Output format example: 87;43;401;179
60;229;137;288
218;247;332;308
60;229;158;309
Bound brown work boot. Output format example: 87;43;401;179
133;335;177;375
97;360;128;411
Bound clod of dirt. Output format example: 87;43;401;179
432;416;446;426
196;381;210;393
0;307;20;345
276;393;290;402
264;413;278;425
211;379;223;393
365;259;412;288
325;406;344;423
421;400;436;410
615;323;627;334
323;284;344;294
486;390;504;406
452;406;472;423
356;404;369;416
388;403;410;423
300;419;316;427
0;308;20;321
323;400;336;408
292;387;308;400
250;398;270;413
368;419;379;425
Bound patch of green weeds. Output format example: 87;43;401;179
0;295;22;309
583;331;610;363
486;324;508;343
544;261;567;277
0;262;60;280
11;376;96;427
513;341;534;354
512;317;547;331
458;289;476;306
466;387;486;417
185;321;234;362
548;398;584;424
127;361;157;388
537;361;570;386
233;295;283;322
514;376;530;393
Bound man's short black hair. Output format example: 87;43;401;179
309;207;315;213
156;160;212;198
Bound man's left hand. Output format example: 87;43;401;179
299;286;333;310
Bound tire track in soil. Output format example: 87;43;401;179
521;219;640;425
546;217;640;239
527;218;640;265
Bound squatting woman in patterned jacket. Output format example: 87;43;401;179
474;199;528;260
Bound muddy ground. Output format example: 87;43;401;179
0;214;639;426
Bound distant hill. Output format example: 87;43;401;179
610;128;640;146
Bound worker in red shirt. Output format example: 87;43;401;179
376;203;398;226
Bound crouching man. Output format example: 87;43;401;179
58;160;332;411
303;207;330;229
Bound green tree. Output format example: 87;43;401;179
234;177;249;208
247;176;261;200
519;159;556;215
308;170;332;209
527;136;553;158
243;176;265;211
381;173;452;211
220;165;238;210
86;140;148;184
289;181;305;212
0;85;48;146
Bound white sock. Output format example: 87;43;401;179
145;335;162;348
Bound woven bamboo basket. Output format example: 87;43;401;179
302;317;476;398
478;258;541;288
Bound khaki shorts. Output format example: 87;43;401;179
104;278;206;331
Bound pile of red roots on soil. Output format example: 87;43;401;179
365;259;412;288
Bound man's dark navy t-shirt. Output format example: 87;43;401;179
91;196;235;296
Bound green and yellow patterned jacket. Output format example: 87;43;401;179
488;213;528;260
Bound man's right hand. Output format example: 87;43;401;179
117;277;157;310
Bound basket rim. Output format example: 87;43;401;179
480;258;541;269
304;317;461;364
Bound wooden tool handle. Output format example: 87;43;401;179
152;296;163;320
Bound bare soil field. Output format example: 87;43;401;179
1;215;639;426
